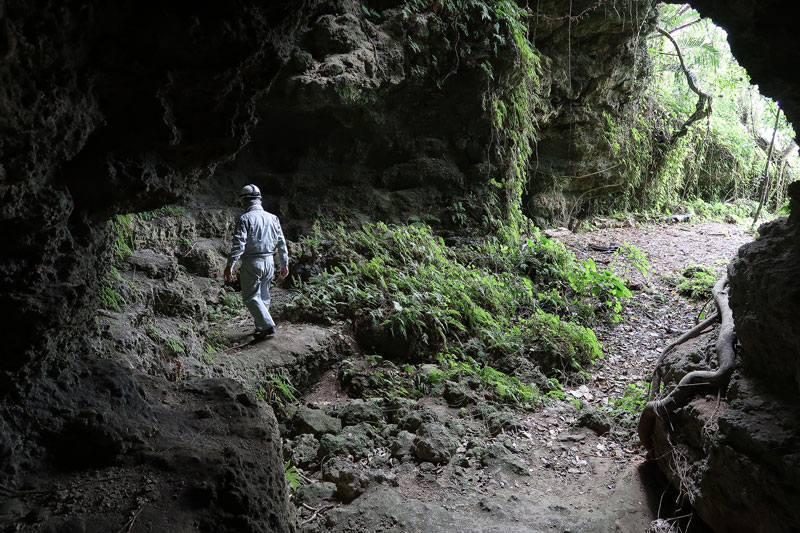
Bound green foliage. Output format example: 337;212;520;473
97;266;136;312
289;222;615;373
610;382;650;414
479;365;535;405
263;373;299;407
611;243;650;279
97;281;126;312
147;326;186;355
109;214;134;260
568;259;631;323
203;336;226;361
284;460;302;492
136;204;186;221
593;5;797;215
400;0;542;238
677;263;717;300
436;351;537;406
207;288;242;321
98;214;139;312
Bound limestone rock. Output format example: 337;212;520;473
443;380;474;407
411;423;459;463
728;181;800;397
294;406;342;437
319;423;382;460
322;457;370;503
296;481;337;507
180;238;227;278
649;328;800;532
286;433;320;470
577;404;612;436
399;407;443;433
123;249;179;281
338;399;385;426
390;430;416;459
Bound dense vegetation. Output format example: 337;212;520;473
596;3;797;218
281;2;797;406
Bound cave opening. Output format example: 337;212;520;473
1;1;798;531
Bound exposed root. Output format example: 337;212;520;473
638;275;736;452
649;311;720;399
300;503;334;526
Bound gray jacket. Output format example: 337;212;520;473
226;205;288;270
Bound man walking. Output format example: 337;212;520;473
224;184;289;340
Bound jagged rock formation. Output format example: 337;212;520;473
729;181;800;396
647;180;800;533
0;3;299;530
647;324;800;532
2;0;800;530
213;0;657;234
524;2;656;223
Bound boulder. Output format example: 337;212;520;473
319;423;381;460
649;328;800;532
338;399;385;426
179;238;227;278
322;457;369;503
123;249;179;281
390;430;416;459
411;422;459;463
286;433;320;470
294;406;342;437
728;181;800;398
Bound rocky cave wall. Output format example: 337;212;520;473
2;0;800;530
209;0;657;235
0;2;303;530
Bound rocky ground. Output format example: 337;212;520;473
265;218;753;533
4;216;752;532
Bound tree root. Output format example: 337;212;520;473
638;275;736;452
649;310;720;399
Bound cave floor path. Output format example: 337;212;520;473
291;220;754;532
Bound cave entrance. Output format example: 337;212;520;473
548;2;797;228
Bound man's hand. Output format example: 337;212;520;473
224;266;235;283
280;267;289;279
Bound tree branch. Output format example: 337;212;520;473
656;26;713;145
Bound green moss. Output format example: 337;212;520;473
109;214;134;260
401;0;543;239
677;263;717;300
136;204;186;221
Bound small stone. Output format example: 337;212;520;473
295;482;337;506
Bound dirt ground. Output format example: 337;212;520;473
294;219;754;532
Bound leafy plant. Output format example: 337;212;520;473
284;460;302;492
264;373;299;407
611;382;650;414
677;263;717;300
97;281;126;312
611;243;650;279
287;222;604;373
109;214;134;260
568;259;632;322
137;204;186;221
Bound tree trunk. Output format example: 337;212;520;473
752;107;781;226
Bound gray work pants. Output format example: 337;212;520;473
240;256;275;330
